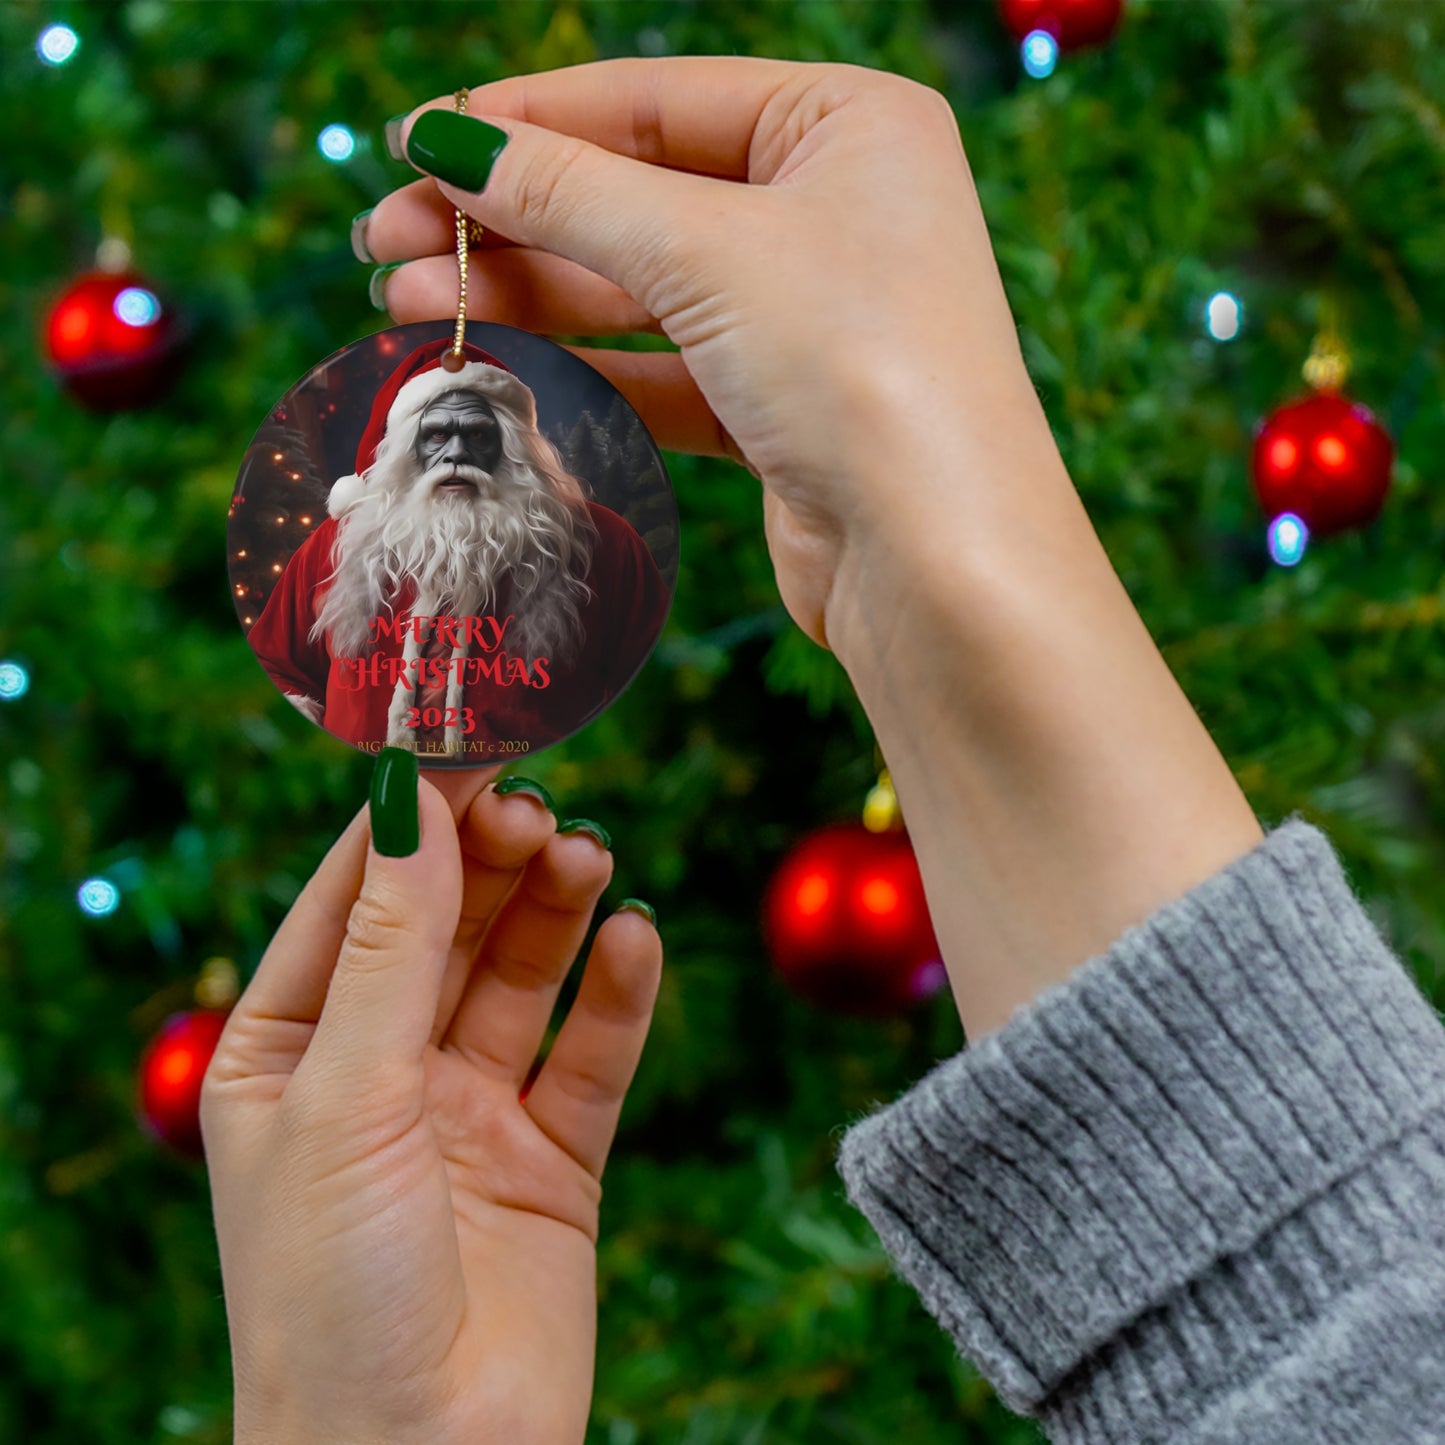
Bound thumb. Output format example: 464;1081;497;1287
397;106;740;316
302;750;462;1091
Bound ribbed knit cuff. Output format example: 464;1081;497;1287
836;817;1445;1437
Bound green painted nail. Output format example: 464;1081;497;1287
558;818;612;851
493;775;556;812
405;110;510;192
617;898;656;926
350;208;375;264
370;747;419;857
384;113;409;162
368;261;404;311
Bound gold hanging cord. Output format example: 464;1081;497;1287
441;88;486;373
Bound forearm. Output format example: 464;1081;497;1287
826;381;1262;1040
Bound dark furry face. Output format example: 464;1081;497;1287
413;391;503;497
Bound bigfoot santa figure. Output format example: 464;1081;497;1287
246;338;669;759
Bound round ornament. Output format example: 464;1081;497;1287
229;321;678;766
1251;391;1393;537
998;0;1124;50
762;821;946;1017
137;1008;230;1158
44;268;183;411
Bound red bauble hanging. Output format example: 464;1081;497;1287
998;0;1125;50
1251;391;1394;538
137;1008;230;1157
44;268;184;410
763;820;945;1017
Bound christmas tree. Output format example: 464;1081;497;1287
2;3;1442;1442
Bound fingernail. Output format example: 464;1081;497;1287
405;110;510;192
493;775;556;813
558;818;612;851
350;208;375;264
384;113;409;162
369;261;404;312
617;898;656;926
370;747;420;857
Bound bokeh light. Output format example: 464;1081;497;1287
0;660;29;700
1267;512;1309;567
794;872;831;917
1022;30;1059;79
859;876;900;918
1267;436;1299;476
1205;291;1242;341
114;287;161;327
77;878;121;917
318;124;356;162
37;24;79;66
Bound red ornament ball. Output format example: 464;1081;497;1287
998;0;1124;49
137;1009;230;1158
762;822;946;1017
44;269;183;410
1251;391;1394;537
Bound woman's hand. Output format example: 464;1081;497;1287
202;759;661;1445
363;59;1263;1040
362;56;1060;664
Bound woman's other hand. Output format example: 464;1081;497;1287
202;757;661;1445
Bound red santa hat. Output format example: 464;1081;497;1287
327;337;538;517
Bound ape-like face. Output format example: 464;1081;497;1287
312;377;597;664
412;390;504;499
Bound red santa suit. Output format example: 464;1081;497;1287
245;337;670;760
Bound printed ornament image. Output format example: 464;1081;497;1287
44;268;185;411
137;1008;230;1158
229;321;678;767
763;821;947;1018
1251;391;1394;538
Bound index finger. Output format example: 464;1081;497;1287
408;54;810;182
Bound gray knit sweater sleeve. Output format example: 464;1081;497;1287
835;818;1445;1443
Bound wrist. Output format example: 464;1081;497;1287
821;342;1074;656
826;425;1262;1039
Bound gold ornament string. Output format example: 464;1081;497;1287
1303;292;1350;393
441;87;486;373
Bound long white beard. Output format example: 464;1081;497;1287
311;452;596;665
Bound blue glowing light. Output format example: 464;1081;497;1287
0;660;29;700
1022;30;1059;79
78;878;121;917
318;124;356;162
114;287;161;327
1205;291;1242;341
1268;512;1309;567
38;24;79;66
